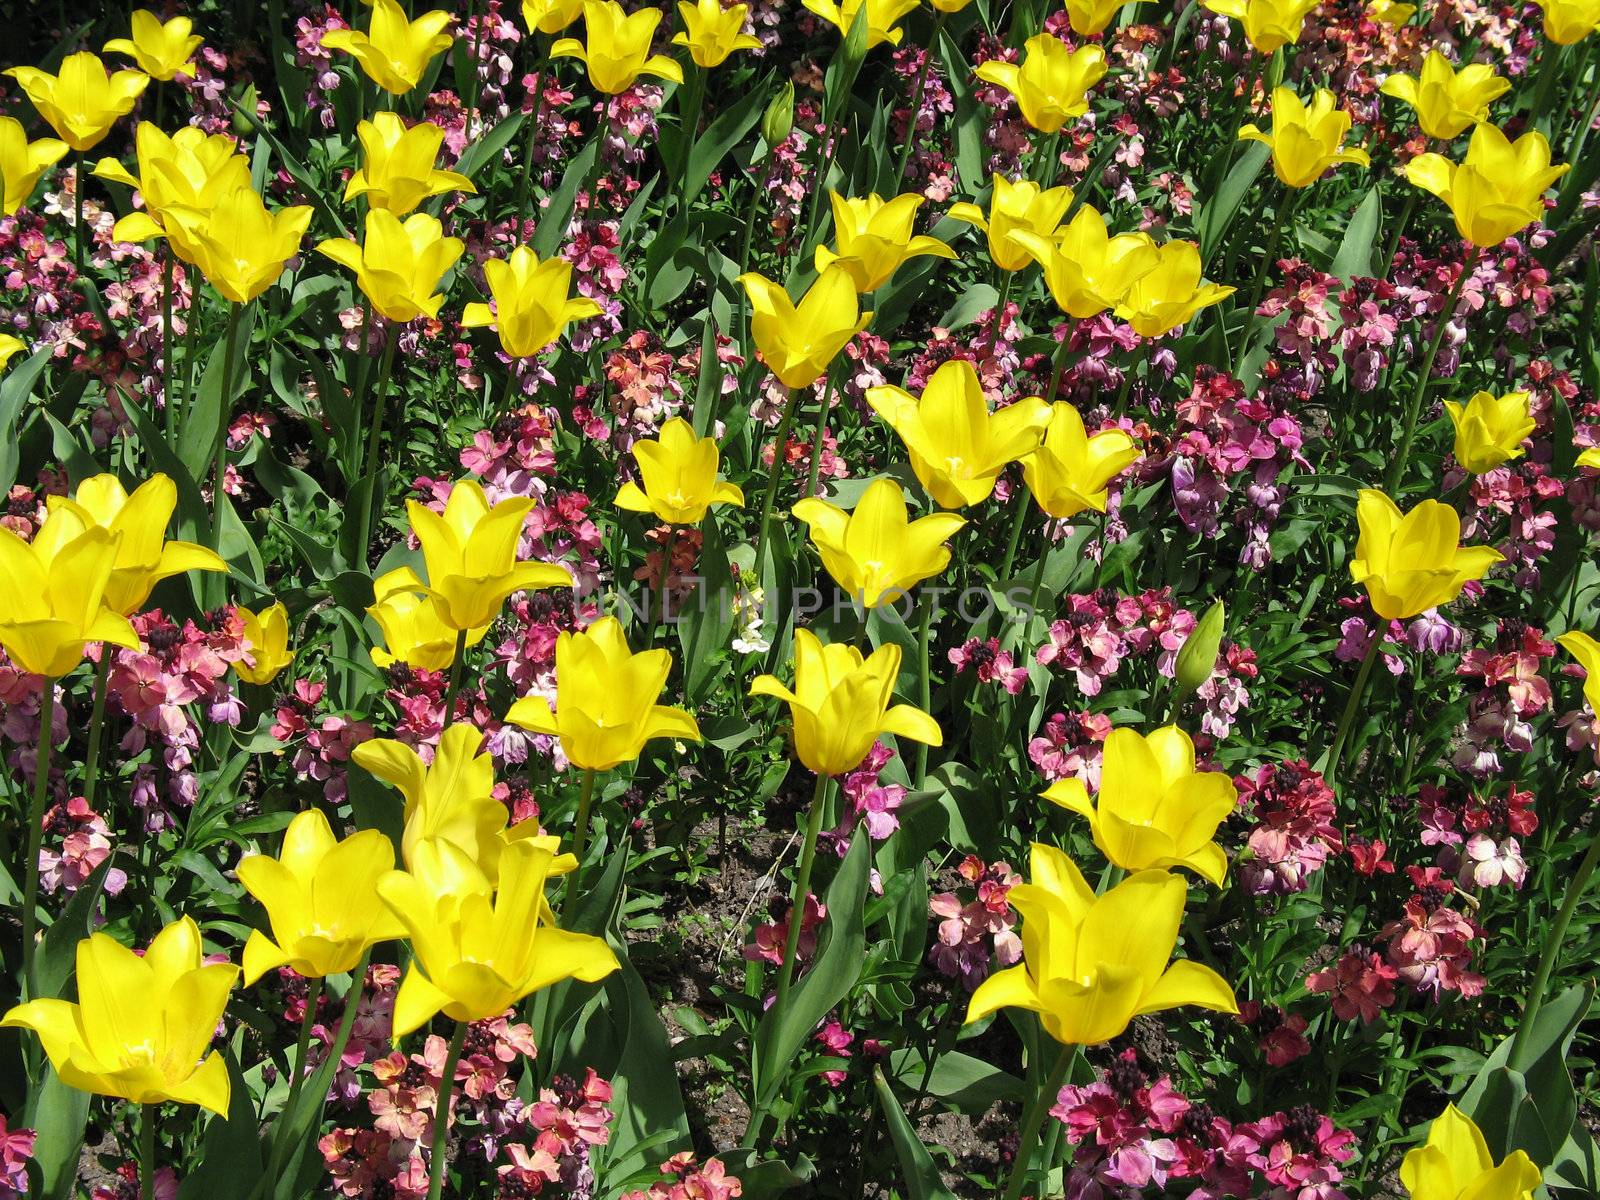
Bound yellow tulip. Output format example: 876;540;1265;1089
1400;1105;1540;1200
103;9;204;81
0;513;138;677
345;112;474;216
751;628;941;776
94;123;253;263
974;36;1107;135
1064;0;1144;34
316;209;464;325
352;723;542;878
1536;0;1600;43
46;474;225;616
739;264;872;390
1114;240;1235;337
552;1;685;94
321;0;453;95
866;361;1050;508
1022;402;1139;519
792;477;966;608
1558;630;1600;714
1;916;236;1114
965;843;1238;1045
614;416;745;524
673;0;762;66
461;245;602;358
1010;206;1160;319
800;0;920;46
3;53;149;153
1379;52;1511;141
1366;0;1417;22
0;116;68;217
1200;0;1321;52
504;616;701;771
171;185;313;304
1350;489;1503;620
367;568;488;671
239;810;404;985
1406;124;1569;248
1443;390;1535;474
1238;87;1370;188
947;175;1075;273
378;837;619;1035
930;0;975;11
407;478;574;632
1043;725;1235;885
0;335;23;372
813;191;956;292
236;602;296;686
523;0;587;33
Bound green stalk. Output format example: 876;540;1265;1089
676;67;707;216
985;270;1014;359
515;37;551;228
463;0;486;143
74;156;86;275
1383;260;1472;494
1323;628;1381;787
1029;130;1061;186
355;324;400;567
82;653;112;815
998;486;1031;583
21;679;55;1000
891;14;947;191
210;302;246;572
1234;186;1300;366
1023;519;1052;633
803;371;840;499
567;767;599;878
646;524;682;646
751;386;801;582
160;251;175;440
915;590;935;787
1001;1041;1075;1200
1512;829;1600;1062
733;165;768;347
441;629;469;728
140;1104;157;1200
281;976;323;1122
425;1022;468;1200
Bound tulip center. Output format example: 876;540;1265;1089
120;1039;159;1069
945;455;966;476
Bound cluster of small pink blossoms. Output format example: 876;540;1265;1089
928;856;1022;990
619;1154;743;1200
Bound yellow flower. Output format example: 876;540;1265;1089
947;175;1075;274
740;264;871;390
792;477;966;609
965;843;1238;1045
1580;447;1600;470
236;602;296;686
673;0;762;67
3;52;149;153
1379;52;1510;141
378;837;619;1036
930;0;976;12
0;116;68;217
974;36;1107;134
1406;123;1569;248
461;245;601;358
750;627;941;776
1;917;236;1114
1200;0;1321;52
1238;87;1370;188
103;9;204;81
800;0;920;46
0;335;23;372
1064;0;1144;34
1443;390;1535;474
523;0;587;33
94;123;253;263
1536;0;1600;43
1400;1105;1540;1200
0;512;139;677
1010;206;1160;319
1043;725;1235;885
367;568;488;671
504;616;701;771
239;810;404;985
316;209;464;325
1114;240;1235;337
1022;402;1139;519
321;0;453;95
1366;0;1417;23
614;417;745;524
1557;630;1600;715
46;473;226;616
552;1;685;94
813;191;956;292
1350;489;1503;620
345;112;474;216
866;360;1050;508
406;479;574;632
172;185;313;304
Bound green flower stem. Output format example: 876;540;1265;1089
82;652;112;816
425;1021;469;1200
803;371;840;499
998;486;1031;583
140;1103;157;1200
160;251;176;441
1323;627;1381;788
1023;518;1053;635
567;767;600;879
1001;1041;1075;1200
1512;829;1600;1062
890;13;947;191
676;68;707;216
915;590;935;787
281;976;323;1128
797;48;861;266
751;386;801;583
1383;260;1472;494
985;270;1014;359
1234;185;1301;367
1029;130;1061;187
355;323;400;568
515;38;551;228
21;678;55;1000
733;165;768;347
463;0;486;143
210;302;246;581
441;629;469;728
74;157;86;275
1380;187;1420;279
646;524;682;646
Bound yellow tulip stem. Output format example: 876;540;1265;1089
515;39;551;228
752;386;801;582
1382;259;1472;494
139;1102;157;1200
20;677;54;1000
81;651;111;815
998;486;1031;583
984;270;1014;360
280;975;324;1127
441;628;469;727
355;323;401;566
1000;1040;1075;1200
1322;626;1380;789
1380;186;1420;280
796;54;859;268
563;767;600;897
764;771;832;1102
463;0;486;145
1233;184;1301;368
73;155;86;275
803;370;839;499
1042;330;1073;407
1029;130;1062;188
348;302;374;478
890;13;947;192
1512;828;1600;1063
1528;41;1568;137
915;590;934;787
424;1020;469;1200
1023;518;1053;634
647;524;681;644
733;172;766;346
160;250;175;441
676;68;708;215
209;301;245;582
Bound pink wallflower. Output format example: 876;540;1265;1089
1028;711;1113;786
834;742;907;842
814;1019;854;1087
0;1115;35;1200
744;893;826;967
950;638;1028;693
1306;946;1398;1024
928;856;1021;989
621;1154;744;1200
1238;1001;1311;1067
1231;1106;1357;1200
1236;760;1342;895
37;796;127;896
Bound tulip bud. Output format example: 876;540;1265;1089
1174;600;1225;705
762;82;795;151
